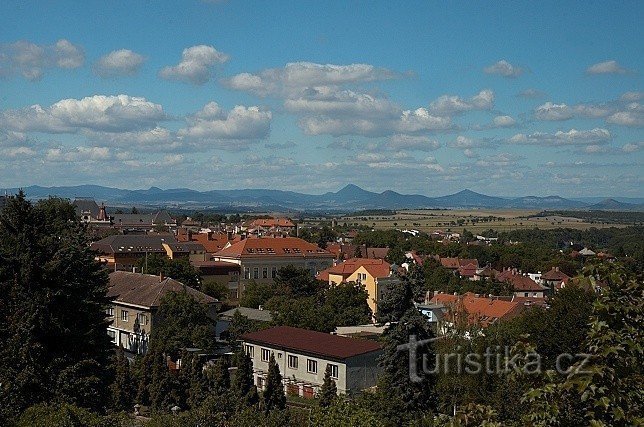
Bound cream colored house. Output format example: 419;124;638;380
242;326;382;397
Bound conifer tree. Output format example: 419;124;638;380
205;357;231;396
232;348;255;401
110;345;133;411
0;194;113;422
262;354;286;413
319;364;338;408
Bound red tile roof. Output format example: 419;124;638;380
497;270;547;292
316;258;391;282
440;257;479;269
242;326;382;360
541;267;570;281
214;237;332;259
430;292;524;327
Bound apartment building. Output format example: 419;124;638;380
242;326;382;396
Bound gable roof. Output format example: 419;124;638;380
496;270;548;292
242;326;382;360
316;258;391;282
73;199;100;217
440;257;479;269
430;292;524;327
107;271;216;308
214;237;331;259
542;267;570;281
91;234;178;254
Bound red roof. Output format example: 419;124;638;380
316;258;391;282
214;237;332;259
440;257;479;269
242;326;382;360
497;270;547;292
541;267;570;281
430;292;524;327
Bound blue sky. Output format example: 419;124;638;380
0;0;642;197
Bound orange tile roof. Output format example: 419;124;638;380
316;258;391;281
440;257;479;269
214;237;332;259
541;267;570;281
430;292;524;327
191;232;233;253
497;270;547;292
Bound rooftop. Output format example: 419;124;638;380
316;258;391;282
91;234;177;254
214;237;332;259
242;325;382;360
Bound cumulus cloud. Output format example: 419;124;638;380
586;60;629;75
224;62;397;97
45;146;114;162
0;39;84;80
428;89;494;116
475;152;523;167
484;60;523;78
493;115;516;127
534;101;614;121
88;127;183;152
508;128;611;146
621;91;642;101
622;142;643;152
178;102;272;142
265;141;296;150
0;95;165;133
159;45;229;84
606;102;643;127
284;88;399;119
387;134;441;151
94;49;145;77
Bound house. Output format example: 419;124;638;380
429;292;525;328
216;307;273;340
316;258;399;316
111;210;177;231
162;241;207;263
439;257;479;270
91;234;178;271
178;230;235;254
541;267;570;291
579;247;596;257
246;218;296;237
242;326;382;396
496;268;549;298
191;260;241;299
106;271;218;354
326;243;389;261
212;237;334;298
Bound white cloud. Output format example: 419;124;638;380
428;89;494;116
162;154;184;166
463;148;478;159
517;88;546;99
159;45;229;85
508;128;611;146
0;39;84;81
1;146;36;159
484;60;523;78
493;115;516;127
606;102;643;127
586;60;629;75
224;62;396;97
45;146;113;162
621;91;642;101
284;88;398;119
475;152;522;167
179;102;272;142
622;142;642;153
0;95;165;133
534;102;573;121
451;135;480;149
94;49;145;77
387;134;441;151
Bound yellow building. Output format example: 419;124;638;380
317;258;399;317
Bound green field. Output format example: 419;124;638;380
332;209;628;234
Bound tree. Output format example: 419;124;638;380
131;206;139;214
110;345;133;411
0;195;113;422
323;281;372;326
354;245;363;258
376;308;437;422
262;354;286;413
148;351;177;413
375;280;414;323
318;365;338;408
232;348;258;408
148;290;215;356
137;254;201;288
239;280;275;309
205;357;231;395
274;265;324;298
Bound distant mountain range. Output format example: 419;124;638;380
4;184;644;212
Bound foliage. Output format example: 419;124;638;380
136;253;201;288
200;279;230;300
110;345;134;412
0;195;113;422
311;399;387;427
231;348;259;408
147;290;215;356
318;364;338;408
262;354;286;413
375;280;414;323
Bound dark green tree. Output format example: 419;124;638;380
262;354;286;413
205;357;231;395
232;348;259;408
274;265;324;298
148;290;215;356
137;253;201;288
318;364;338;408
0;194;113;422
375;280;414;323
109;344;133;411
323;281;372;326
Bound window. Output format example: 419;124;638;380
307;359;318;374
271;267;277;278
244;268;250;279
245;345;254;357
288;355;298;369
328;363;339;379
105;307;114;317
137;313;148;325
261;348;271;362
262;267;268;279
107;329;116;343
121;310;128;322
253;268;259;279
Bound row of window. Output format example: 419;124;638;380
106;307;148;325
246;345;338;379
244;266;278;280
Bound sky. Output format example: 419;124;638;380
0;0;642;197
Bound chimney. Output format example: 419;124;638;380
159;271;164;282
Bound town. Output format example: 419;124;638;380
0;192;641;426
